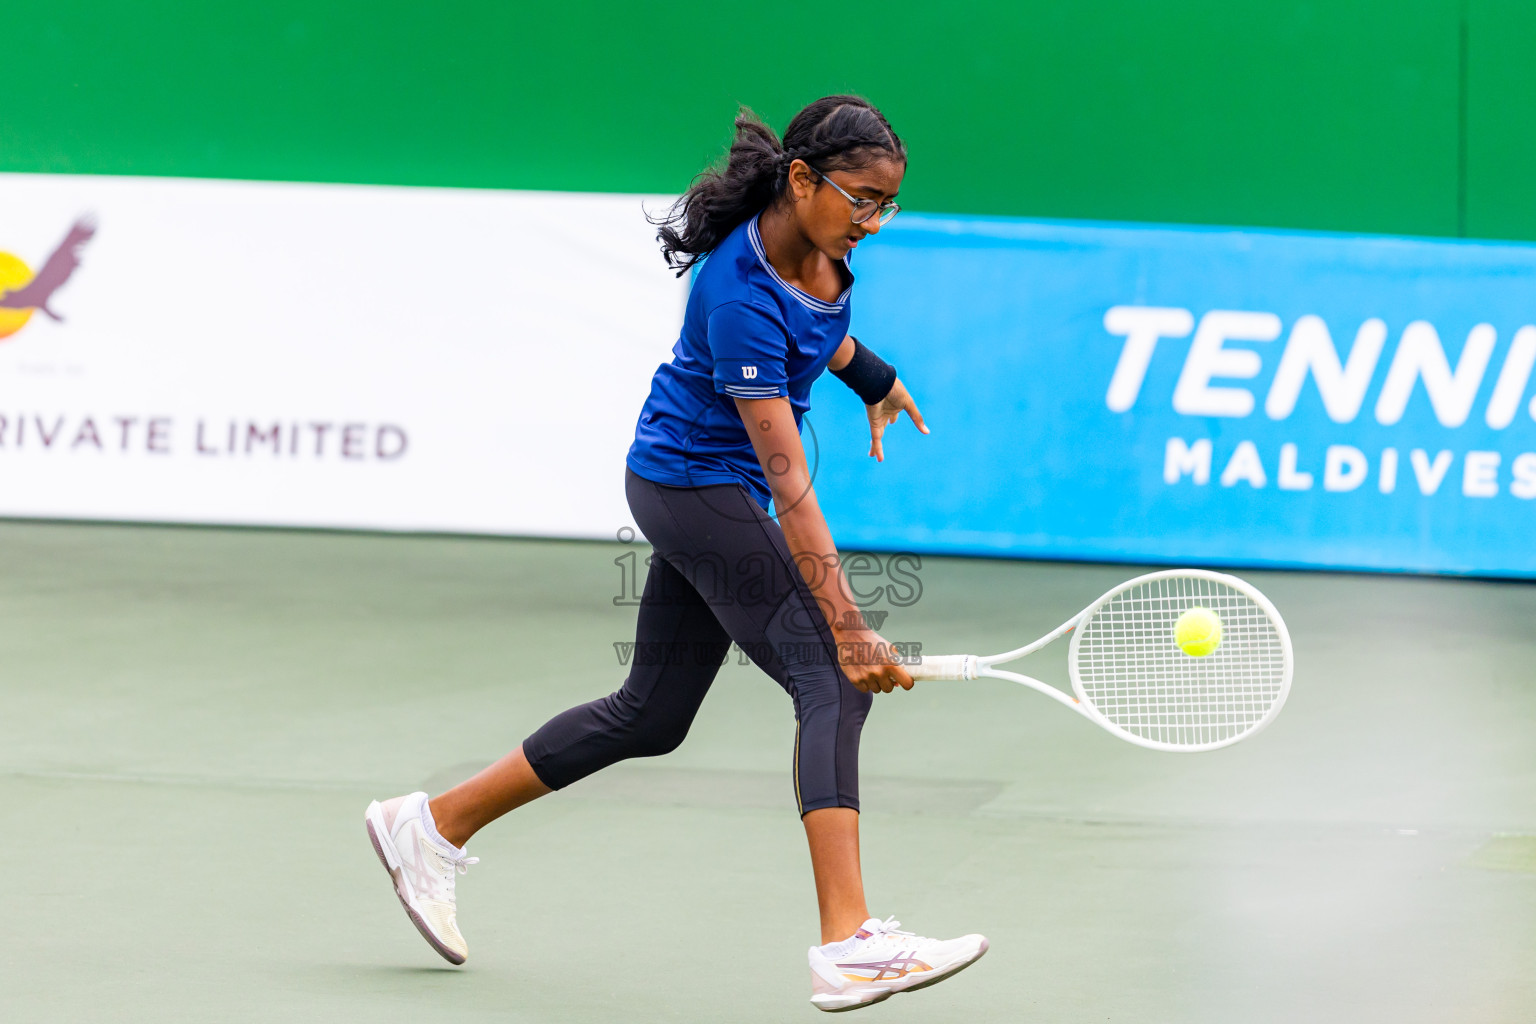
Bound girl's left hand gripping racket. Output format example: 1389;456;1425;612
909;569;1293;752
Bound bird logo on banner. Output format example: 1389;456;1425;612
0;217;97;339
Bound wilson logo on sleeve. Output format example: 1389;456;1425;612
741;365;758;378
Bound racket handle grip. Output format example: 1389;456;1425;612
908;654;979;681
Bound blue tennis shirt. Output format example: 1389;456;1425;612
626;214;853;507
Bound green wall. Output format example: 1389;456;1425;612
6;1;1535;241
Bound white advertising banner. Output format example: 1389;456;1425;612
0;174;686;536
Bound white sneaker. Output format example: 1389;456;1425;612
364;791;478;965
808;916;988;1012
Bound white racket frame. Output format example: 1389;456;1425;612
908;569;1294;753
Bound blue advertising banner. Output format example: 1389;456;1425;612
811;214;1536;577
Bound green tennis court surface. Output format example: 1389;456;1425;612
3;522;1532;1022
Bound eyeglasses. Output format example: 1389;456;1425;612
807;165;900;226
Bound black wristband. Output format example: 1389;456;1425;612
830;336;897;405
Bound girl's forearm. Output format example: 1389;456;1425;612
735;395;864;631
774;489;863;633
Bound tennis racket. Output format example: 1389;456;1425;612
909;569;1293;752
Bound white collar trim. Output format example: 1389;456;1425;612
748;217;852;313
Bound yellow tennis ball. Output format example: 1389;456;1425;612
1175;606;1223;657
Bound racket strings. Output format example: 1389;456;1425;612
1072;575;1287;748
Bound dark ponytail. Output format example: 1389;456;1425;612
652;95;906;275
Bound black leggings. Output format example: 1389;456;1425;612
523;469;873;814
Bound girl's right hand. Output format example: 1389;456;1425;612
834;628;914;694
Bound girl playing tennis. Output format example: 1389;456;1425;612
364;95;988;1012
